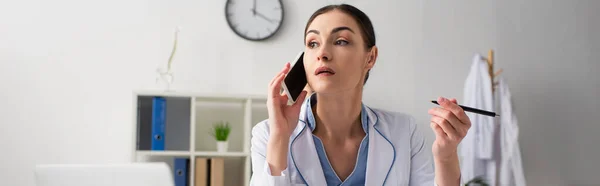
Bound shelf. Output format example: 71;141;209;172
136;150;191;157
133;90;267;102
133;91;266;186
135;150;249;158
193;151;249;157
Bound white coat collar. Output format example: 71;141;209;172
290;93;395;185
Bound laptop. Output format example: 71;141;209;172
34;163;175;186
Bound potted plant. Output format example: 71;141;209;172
210;121;231;152
464;176;489;186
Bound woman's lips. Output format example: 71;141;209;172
315;66;336;76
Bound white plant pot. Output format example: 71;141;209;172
216;141;228;152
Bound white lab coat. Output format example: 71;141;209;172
496;77;527;186
249;95;437;186
460;54;497;185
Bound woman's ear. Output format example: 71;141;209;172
366;46;378;68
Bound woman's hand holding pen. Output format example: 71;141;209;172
265;62;308;175
429;96;471;158
428;97;472;185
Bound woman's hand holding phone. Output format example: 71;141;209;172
268;62;308;137
266;62;307;175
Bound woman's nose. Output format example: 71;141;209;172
316;45;331;62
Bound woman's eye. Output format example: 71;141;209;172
308;41;319;48
335;40;349;45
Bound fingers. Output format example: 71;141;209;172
430;115;460;140
449;98;458;104
430;122;447;139
446;97;471;129
280;93;289;104
292;90;308;109
429;106;469;139
269;63;291;98
429;107;463;130
437;97;470;125
437;97;462;118
269;63;290;87
269;73;285;99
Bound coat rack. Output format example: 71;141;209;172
485;49;503;93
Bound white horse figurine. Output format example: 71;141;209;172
156;67;174;91
156;26;181;92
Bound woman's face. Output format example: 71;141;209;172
304;10;376;95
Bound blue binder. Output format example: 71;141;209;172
151;97;166;150
174;158;190;186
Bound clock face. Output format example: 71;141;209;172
225;0;283;41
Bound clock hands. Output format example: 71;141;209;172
250;0;277;24
255;11;277;24
252;0;256;16
251;8;277;24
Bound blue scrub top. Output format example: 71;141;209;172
305;94;370;186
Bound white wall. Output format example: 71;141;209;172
1;0;598;186
496;1;600;185
417;1;600;185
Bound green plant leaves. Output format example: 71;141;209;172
464;176;489;186
210;121;231;141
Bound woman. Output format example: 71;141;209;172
250;4;471;186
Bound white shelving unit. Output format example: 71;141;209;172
132;90;268;186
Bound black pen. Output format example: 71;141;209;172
431;100;499;117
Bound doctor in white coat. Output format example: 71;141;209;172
250;4;473;186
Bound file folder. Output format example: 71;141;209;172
151;97;166;150
136;96;152;150
137;96;191;151
164;97;191;151
194;157;208;186
174;158;190;186
209;158;224;186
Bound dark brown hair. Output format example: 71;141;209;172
304;4;376;85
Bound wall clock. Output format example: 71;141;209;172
225;0;284;41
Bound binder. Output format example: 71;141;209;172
174;158;190;186
164;97;191;151
209;158;225;186
137;96;191;151
151;97;166;150
193;158;225;186
194;157;208;186
136;96;153;150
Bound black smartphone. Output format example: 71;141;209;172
281;51;307;104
